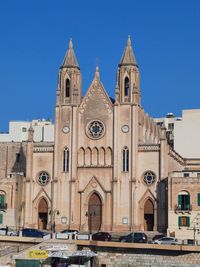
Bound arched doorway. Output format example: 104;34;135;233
88;193;102;232
144;199;154;231
38;198;48;230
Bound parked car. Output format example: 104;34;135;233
151;234;166;243
119;232;148;243
92;231;111;241
56;229;79;239
0;227;17;236
21;228;50;239
153;237;178;245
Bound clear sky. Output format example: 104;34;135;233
0;0;200;131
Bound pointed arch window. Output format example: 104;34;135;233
124;77;130;97
122;147;129;172
63;147;69;172
65;79;70;98
0;191;6;209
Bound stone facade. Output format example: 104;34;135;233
0;37;199;241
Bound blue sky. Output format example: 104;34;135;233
0;0;200;131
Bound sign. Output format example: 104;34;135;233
122;217;128;224
61;216;67;224
44;245;69;251
28;250;48;259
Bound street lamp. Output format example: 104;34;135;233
188;225;200;245
49;208;60;237
85;211;96;238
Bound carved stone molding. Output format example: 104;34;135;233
138;144;160;152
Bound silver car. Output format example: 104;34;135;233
153;237;178;245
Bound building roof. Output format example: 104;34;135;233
61;38;80;69
119;35;137;66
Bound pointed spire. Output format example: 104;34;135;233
119;35;137;66
61;38;80;69
94;66;100;79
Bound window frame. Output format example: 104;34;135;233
178;216;190;227
122;147;129;172
63;147;69;172
65;79;70;98
124;77;130;97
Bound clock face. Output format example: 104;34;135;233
122;125;129;133
62;126;70;134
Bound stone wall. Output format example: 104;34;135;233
79;245;200;267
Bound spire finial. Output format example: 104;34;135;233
61;38;80;69
127;35;131;46
95;66;100;79
69;38;73;49
119;36;137;66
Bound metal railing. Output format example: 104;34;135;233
175;204;192;213
0;203;7;210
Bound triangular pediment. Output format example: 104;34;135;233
138;188;157;206
32;188;51;205
82;176;108;194
79;75;113;115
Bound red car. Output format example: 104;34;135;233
92;231;111;241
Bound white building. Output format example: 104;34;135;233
174;109;200;158
154;113;181;148
0;119;54;142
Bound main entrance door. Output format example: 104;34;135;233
38;198;48;230
144;199;154;231
88;193;102;232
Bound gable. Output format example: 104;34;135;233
79;77;113;125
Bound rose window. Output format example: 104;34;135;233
87;121;105;139
143;171;156;186
38;172;50;186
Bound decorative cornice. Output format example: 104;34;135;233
168;148;185;166
33;143;54;153
138;144;160;152
184;158;200;166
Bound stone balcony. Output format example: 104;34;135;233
174;204;192;214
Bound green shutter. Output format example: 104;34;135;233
185;195;190;205
186;216;190;227
0;214;3;224
0;195;4;206
178;195;182;205
185;195;190;209
178;216;182;227
198;193;200;206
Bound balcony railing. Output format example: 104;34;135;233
0;203;7;210
175;204;192;213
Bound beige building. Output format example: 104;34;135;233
0;37;200;241
174;109;200;158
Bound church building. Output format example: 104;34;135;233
0;37;200;241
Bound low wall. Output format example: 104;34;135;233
77;241;200;267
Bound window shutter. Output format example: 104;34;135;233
185;195;190;205
178;216;182;227
0;214;3;224
198;193;200;206
186;216;190;227
185;195;190;209
178;195;182;205
0;195;4;208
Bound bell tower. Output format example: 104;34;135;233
54;39;82;229
56;38;82;106
115;36;141;106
